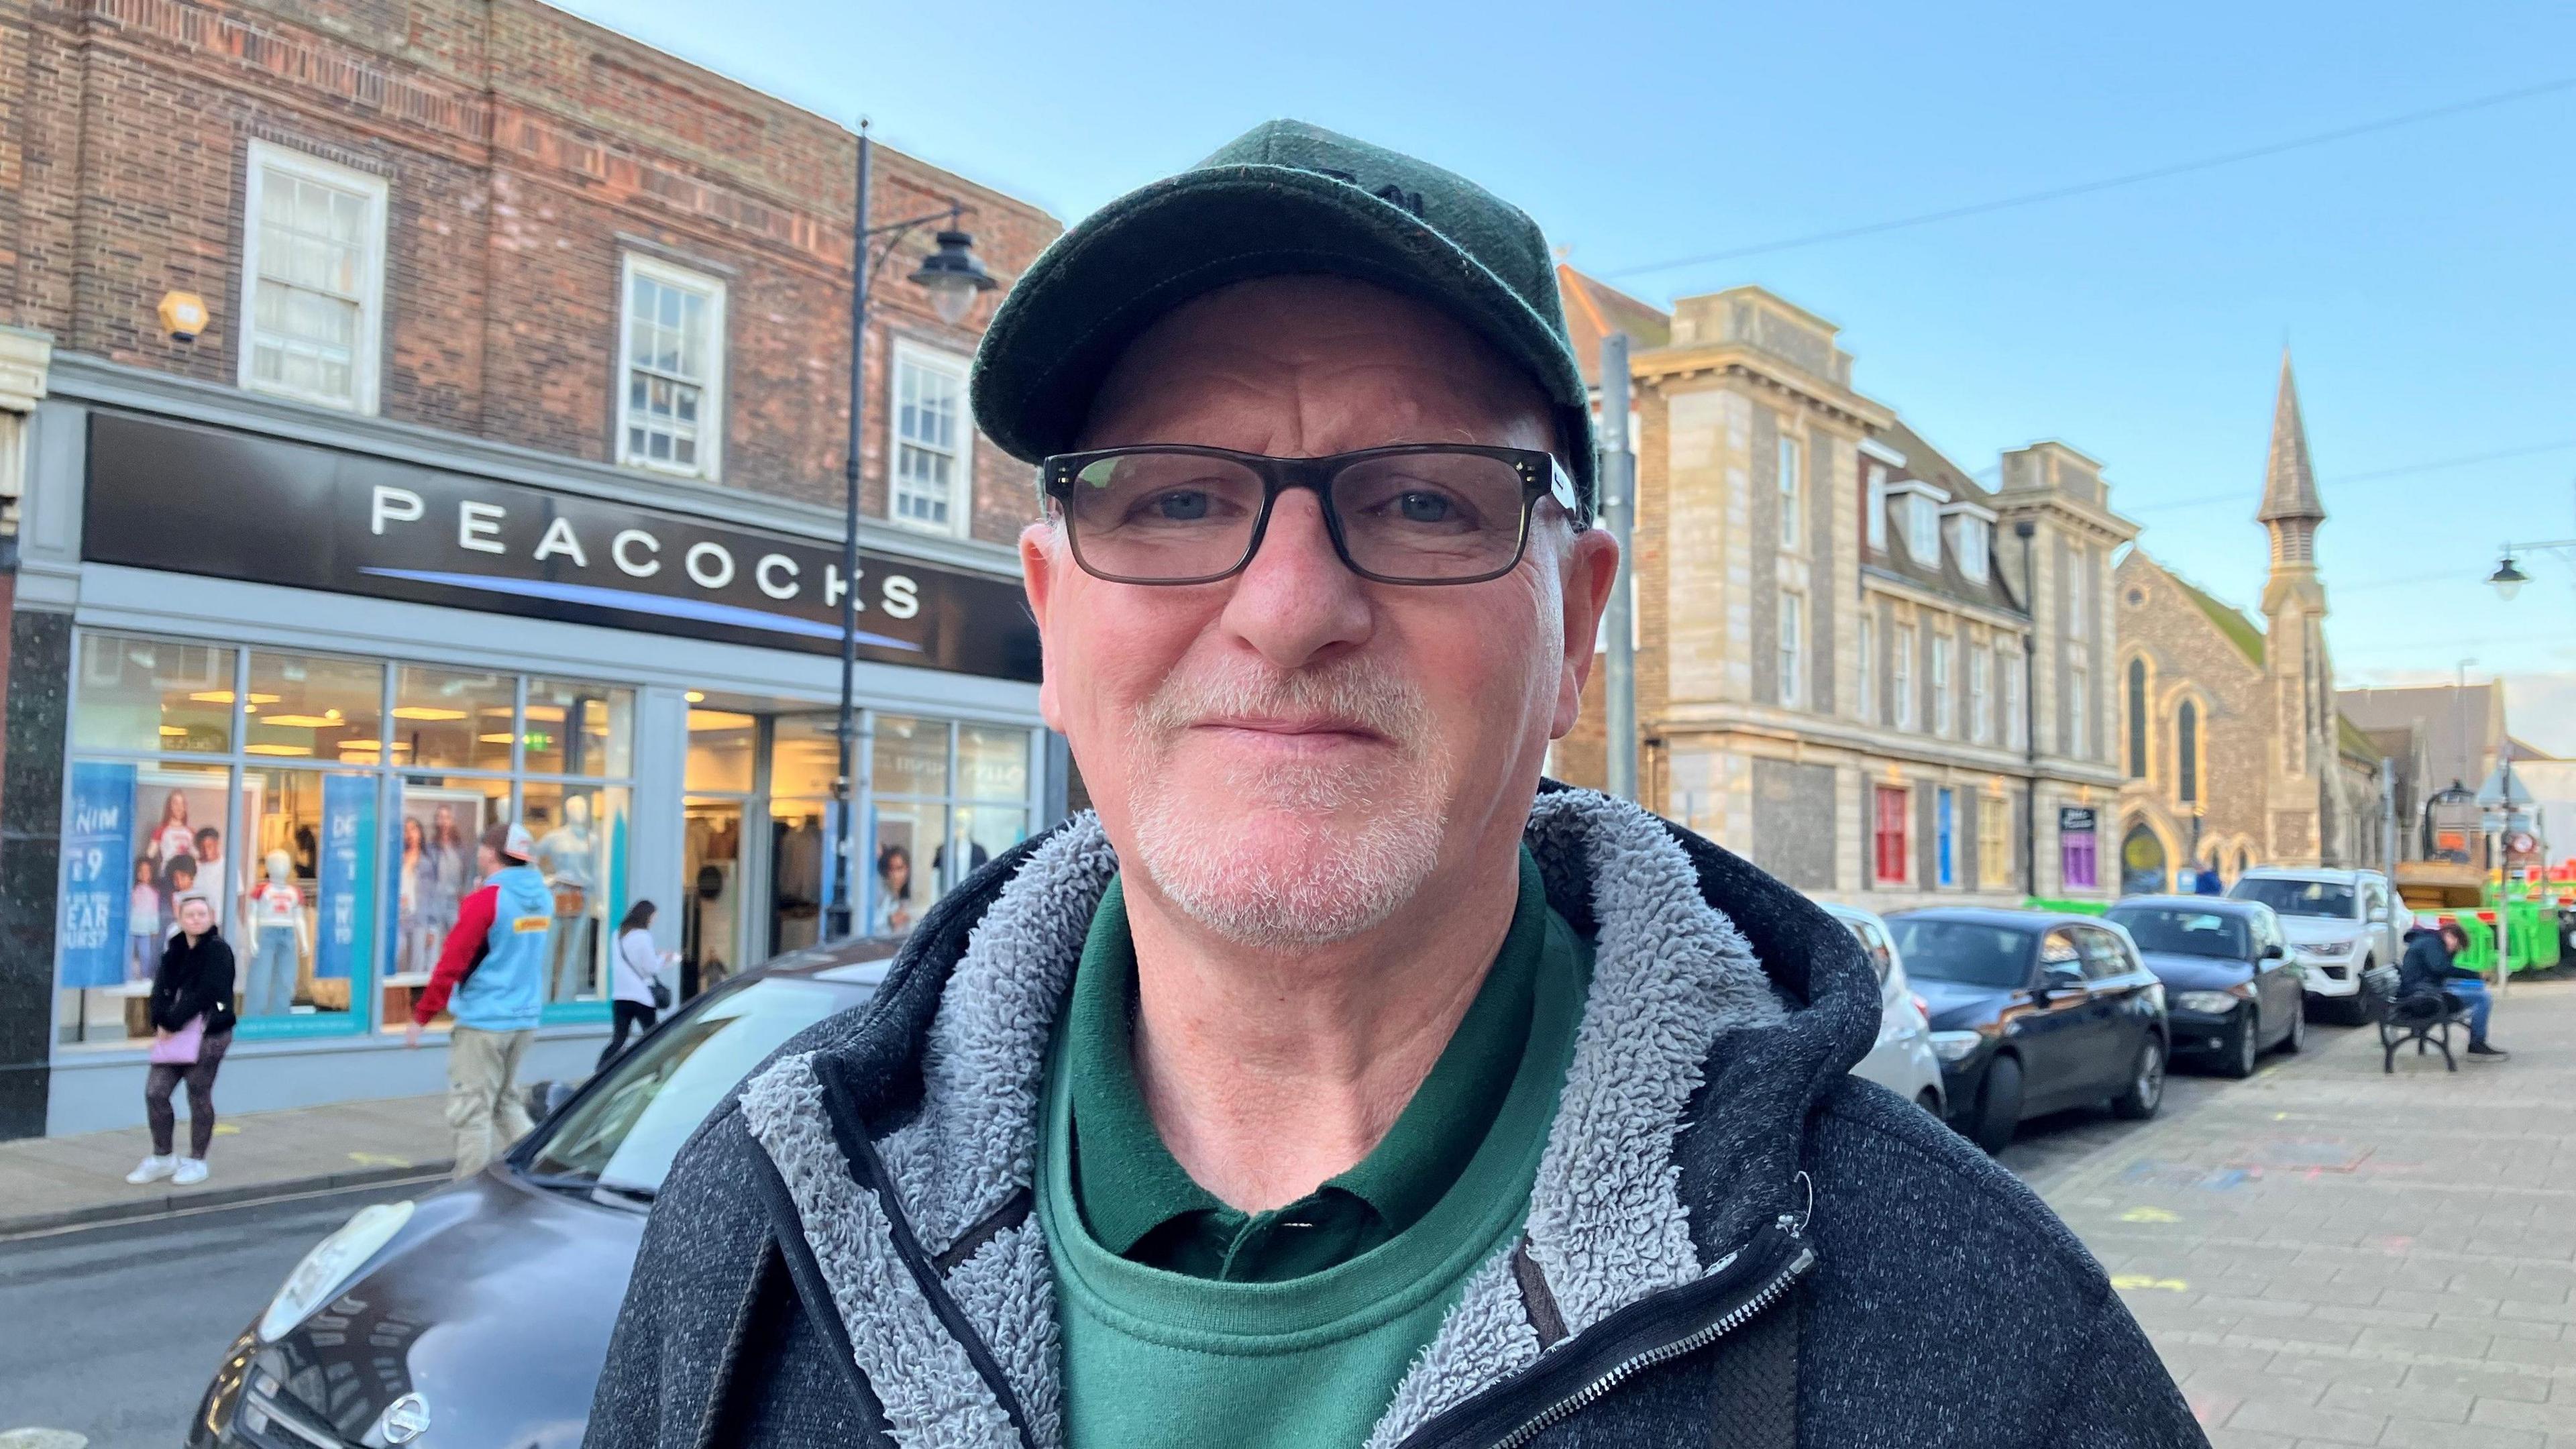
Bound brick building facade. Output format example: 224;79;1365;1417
0;0;1065;1137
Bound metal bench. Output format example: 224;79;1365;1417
2366;965;2473;1073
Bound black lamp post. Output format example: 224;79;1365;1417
825;120;998;943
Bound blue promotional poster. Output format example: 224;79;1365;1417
315;774;376;981
60;761;138;989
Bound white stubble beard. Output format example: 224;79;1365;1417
1124;659;1456;947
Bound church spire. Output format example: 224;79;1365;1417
2257;349;2324;525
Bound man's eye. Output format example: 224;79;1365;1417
1148;490;1213;521
1396;491;1452;523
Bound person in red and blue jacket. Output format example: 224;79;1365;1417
405;820;556;1176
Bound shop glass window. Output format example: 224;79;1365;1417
869;799;948;937
769;713;840;800
958;724;1032;803
1872;785;1909;885
686;708;757;795
873;714;951;798
525;678;634;778
1978;795;2012;886
74;634;237;755
393;665;514;770
236;766;378;1035
56;761;233;1046
522;782;631;1005
248;651;384;765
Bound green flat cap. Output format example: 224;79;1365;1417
970;119;1597;515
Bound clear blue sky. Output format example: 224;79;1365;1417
564;0;2576;750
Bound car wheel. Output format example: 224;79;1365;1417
2112;1036;2166;1120
2336;989;2371;1026
2281;998;2306;1053
1970;1055;2023;1154
2222;1011;2259;1079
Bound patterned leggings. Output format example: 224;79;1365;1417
144;1030;233;1159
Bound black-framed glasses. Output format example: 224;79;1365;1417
1040;443;1585;586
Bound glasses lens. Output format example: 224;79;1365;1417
1061;451;1267;582
1330;451;1530;581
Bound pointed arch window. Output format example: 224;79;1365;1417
2125;657;2149;779
2176;700;2200;804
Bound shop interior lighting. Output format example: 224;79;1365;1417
335;739;382;751
186;691;281;704
256;714;341;729
523;705;568;722
158;725;188;737
685;691;706;703
477;733;517;745
245;743;314;757
390;706;469;720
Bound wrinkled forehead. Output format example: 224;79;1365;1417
1077;275;1556;455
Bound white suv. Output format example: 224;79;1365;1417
2226;867;2408;1023
1819;903;1945;1115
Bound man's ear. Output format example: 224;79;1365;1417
1552;526;1620;740
1022;522;1067;733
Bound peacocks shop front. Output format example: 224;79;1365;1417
14;396;1055;1138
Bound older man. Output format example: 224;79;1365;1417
589;121;2200;1448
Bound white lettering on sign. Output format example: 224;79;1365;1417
824;564;861;612
533;516;590;568
612;529;661;577
755;553;800;600
684;541;736;589
881;574;919;619
459;501;508;555
370;486;425;536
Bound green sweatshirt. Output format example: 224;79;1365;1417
1035;850;1592;1448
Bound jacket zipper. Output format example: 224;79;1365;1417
1393;1214;1817;1449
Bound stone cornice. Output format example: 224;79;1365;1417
1992;487;2139;545
1631;342;1895;430
0;327;52;414
1861;565;2032;632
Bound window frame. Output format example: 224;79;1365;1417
2126;655;2151;780
237;140;390;415
1864;464;1888;552
1892;624;1917;730
614;252;729;482
2003;646;2028;749
1777;434;1803;551
1936;786;1956;887
2067;545;2090;638
2069;666;2090;759
1857;613;1876;724
1873;784;1910;885
1955;517;1991;583
1970;645;1992;744
1907;496;1941;564
887;338;976;537
1931;632;1955;737
2176;698;2201;804
1777;589;1804;707
1978;789;2011;884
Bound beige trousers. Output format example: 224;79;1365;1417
446;1025;536;1179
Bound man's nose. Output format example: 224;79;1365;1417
1218;488;1373;669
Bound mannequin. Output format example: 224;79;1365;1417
241;849;310;1017
536;796;597;1002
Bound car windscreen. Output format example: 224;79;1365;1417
2230;878;2356;919
1886;920;2031;989
2107;908;2249;960
527;977;857;1196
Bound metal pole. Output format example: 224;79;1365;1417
826;122;873;943
1599;332;1637;804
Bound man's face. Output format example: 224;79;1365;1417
1022;276;1617;945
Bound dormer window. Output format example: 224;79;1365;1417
1904;496;1940;562
1945;513;1992;582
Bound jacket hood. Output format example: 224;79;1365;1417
732;785;1880;1449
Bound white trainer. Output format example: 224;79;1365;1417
125;1154;177;1184
172;1157;210;1186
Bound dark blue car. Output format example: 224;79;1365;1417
2104;895;2303;1079
1885;908;2171;1154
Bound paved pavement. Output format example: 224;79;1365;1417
0;1093;452;1234
2033;981;2576;1448
0;1181;423;1449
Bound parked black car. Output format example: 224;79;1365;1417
2104;895;2303;1079
188;937;902;1449
1885;908;2171;1153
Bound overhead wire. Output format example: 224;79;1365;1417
1605;74;2576;278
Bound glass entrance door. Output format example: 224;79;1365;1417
682;799;744;1000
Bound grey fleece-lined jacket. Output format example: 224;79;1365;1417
585;786;2206;1448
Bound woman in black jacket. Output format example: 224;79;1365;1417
127;893;238;1186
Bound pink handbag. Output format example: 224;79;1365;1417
150;1015;205;1066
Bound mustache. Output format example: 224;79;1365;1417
1135;657;1430;745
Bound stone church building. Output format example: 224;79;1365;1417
2114;355;2385;893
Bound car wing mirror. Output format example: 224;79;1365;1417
527;1078;576;1124
2263;943;2286;961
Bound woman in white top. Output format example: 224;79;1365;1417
601;900;672;1069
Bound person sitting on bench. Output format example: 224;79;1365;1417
2400;922;2507;1061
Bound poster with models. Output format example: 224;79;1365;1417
391;786;488;980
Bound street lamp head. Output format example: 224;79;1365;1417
2488;553;2530;602
913;228;998;325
